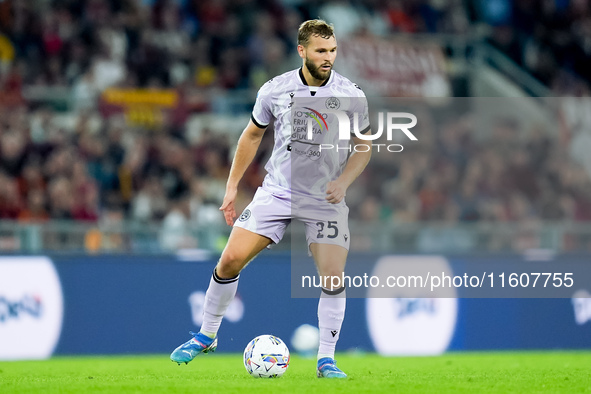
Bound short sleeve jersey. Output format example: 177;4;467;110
251;68;370;200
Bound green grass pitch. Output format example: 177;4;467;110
1;352;590;393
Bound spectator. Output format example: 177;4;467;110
18;188;49;223
159;192;197;250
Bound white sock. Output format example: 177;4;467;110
199;269;239;338
317;287;346;360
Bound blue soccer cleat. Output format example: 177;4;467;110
170;331;218;365
316;357;347;378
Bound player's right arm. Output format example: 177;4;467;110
219;120;266;225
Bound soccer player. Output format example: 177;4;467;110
170;19;372;378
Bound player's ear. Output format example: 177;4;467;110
297;44;306;59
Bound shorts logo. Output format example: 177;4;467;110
239;209;251;222
325;97;340;110
344;234;348;242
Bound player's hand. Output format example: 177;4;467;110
325;180;346;204
219;187;238;226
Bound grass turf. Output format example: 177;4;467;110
1;352;590;393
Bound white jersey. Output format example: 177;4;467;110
251;68;370;201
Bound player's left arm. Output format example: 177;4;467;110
325;131;372;204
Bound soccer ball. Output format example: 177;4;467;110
243;335;290;378
291;324;319;357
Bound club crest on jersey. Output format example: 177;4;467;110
239;209;251;222
325;97;340;110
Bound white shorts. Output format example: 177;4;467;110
233;187;350;251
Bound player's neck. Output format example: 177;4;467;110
301;65;327;87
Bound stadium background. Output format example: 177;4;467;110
1;0;591;361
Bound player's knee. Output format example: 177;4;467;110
320;268;344;279
317;262;344;279
217;250;247;278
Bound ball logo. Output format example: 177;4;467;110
239;209;251;222
366;256;457;355
0;257;64;360
325;97;340;110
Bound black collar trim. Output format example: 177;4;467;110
299;67;330;87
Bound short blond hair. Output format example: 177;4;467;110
297;19;335;47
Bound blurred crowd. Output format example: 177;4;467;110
342;103;591;252
1;0;591;253
480;0;591;94
349;106;591;222
0;0;471;95
0;104;241;232
1;0;590;95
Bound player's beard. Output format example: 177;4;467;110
305;57;332;82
